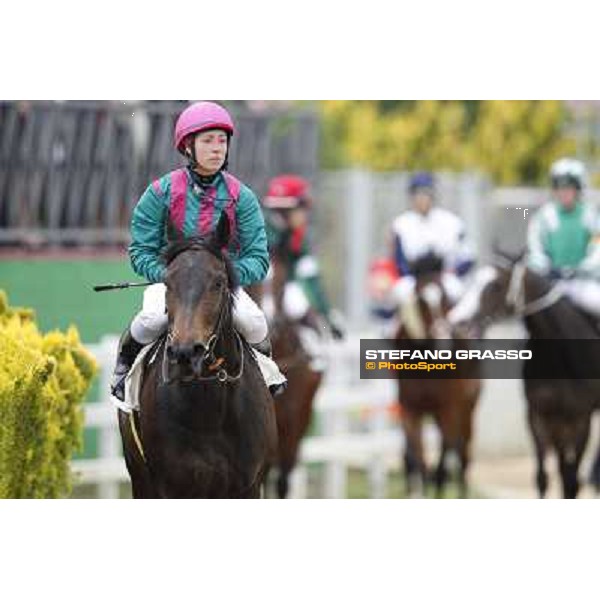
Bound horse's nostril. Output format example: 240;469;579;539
167;344;194;362
193;343;205;355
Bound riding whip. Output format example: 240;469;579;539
93;282;153;292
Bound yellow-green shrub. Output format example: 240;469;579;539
0;291;97;498
319;100;579;184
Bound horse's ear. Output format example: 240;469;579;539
514;246;527;262
213;212;230;250
491;240;525;266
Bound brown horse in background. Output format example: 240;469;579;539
117;215;277;498
250;250;324;498
394;254;481;497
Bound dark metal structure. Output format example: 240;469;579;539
0;101;319;246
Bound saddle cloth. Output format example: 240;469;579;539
111;339;286;414
111;341;160;414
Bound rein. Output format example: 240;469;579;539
504;260;564;316
162;329;245;385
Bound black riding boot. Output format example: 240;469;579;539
250;336;286;397
110;328;145;402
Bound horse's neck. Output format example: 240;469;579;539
271;255;289;315
524;273;597;339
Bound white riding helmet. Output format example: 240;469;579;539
550;157;586;190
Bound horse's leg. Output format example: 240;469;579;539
403;443;417;497
432;440;449;499
277;465;292;499
243;468;267;499
560;417;591;499
402;411;426;497
528;411;549;498
274;368;321;499
588;415;600;492
589;438;600;493
432;408;456;498
273;406;297;499
557;447;574;499
456;396;477;499
273;403;296;499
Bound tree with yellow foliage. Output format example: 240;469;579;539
319;100;577;184
0;291;97;498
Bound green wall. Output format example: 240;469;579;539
0;256;145;343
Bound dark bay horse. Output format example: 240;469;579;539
394;254;481;497
449;255;599;498
254;249;324;499
117;215;277;498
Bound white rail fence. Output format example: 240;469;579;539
74;334;420;499
74;324;536;498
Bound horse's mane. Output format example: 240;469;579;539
163;237;239;291
525;268;599;339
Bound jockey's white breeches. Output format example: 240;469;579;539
261;282;329;372
557;278;600;317
391;272;465;306
130;283;268;345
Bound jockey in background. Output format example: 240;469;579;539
389;172;476;313
527;157;600;317
262;174;345;371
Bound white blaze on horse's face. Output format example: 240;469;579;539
421;282;443;311
420;282;452;339
447;266;499;325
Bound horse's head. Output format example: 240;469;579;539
398;252;451;340
410;252;444;286
448;248;543;334
163;214;238;377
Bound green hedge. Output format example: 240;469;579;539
0;291;97;498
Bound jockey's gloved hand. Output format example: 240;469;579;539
328;310;346;341
329;322;345;340
549;267;574;280
559;267;577;280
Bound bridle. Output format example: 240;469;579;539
419;280;453;339
163;258;244;386
502;258;564;317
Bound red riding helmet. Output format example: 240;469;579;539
368;258;400;301
263;174;313;209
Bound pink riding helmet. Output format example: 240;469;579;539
174;101;235;154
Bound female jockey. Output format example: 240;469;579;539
261;174;345;371
111;101;285;401
262;174;345;338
